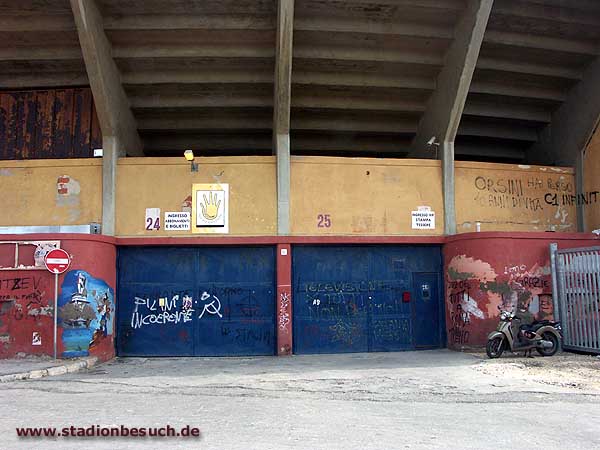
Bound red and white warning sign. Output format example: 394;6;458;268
44;248;71;274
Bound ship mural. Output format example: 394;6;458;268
58;271;114;358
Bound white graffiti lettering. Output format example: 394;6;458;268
131;295;194;329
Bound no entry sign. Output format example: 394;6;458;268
44;248;71;274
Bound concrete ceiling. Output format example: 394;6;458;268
1;0;600;163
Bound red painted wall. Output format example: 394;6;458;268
444;232;600;349
0;235;116;362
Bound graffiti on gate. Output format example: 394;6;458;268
372;318;410;343
278;291;290;332
130;293;195;329
329;319;362;346
198;291;222;319
299;280;408;322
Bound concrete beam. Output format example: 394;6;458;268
410;0;493;155
0;72;89;89
273;0;294;235
294;17;453;40
103;14;274;30
70;0;142;156
70;0;143;236
529;55;600;167
476;58;582;80
0;14;75;31
410;0;493;235
484;31;598;56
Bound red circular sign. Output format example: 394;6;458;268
44;248;71;274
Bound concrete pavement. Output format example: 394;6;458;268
0;350;599;449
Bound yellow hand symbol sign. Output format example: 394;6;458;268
200;191;221;221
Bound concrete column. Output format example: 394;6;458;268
101;136;119;236
276;243;292;355
443;141;457;235
273;0;294;236
276;134;291;235
576;150;585;232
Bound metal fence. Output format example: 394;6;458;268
551;244;600;354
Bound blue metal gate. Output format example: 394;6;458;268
117;246;276;356
293;246;443;354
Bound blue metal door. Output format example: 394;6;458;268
412;273;441;348
117;246;276;356
293;245;442;354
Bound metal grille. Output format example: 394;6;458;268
551;244;600;354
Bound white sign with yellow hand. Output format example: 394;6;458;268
192;183;229;233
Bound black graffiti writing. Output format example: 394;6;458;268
0;277;42;291
298;280;392;294
518;277;549;289
448;287;471;345
475;176;524;196
478;193;543;211
544;191;600;207
220;325;272;345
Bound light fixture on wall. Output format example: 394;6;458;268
426;136;440;159
184;149;198;172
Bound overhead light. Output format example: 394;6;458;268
427;136;439;147
184;149;198;172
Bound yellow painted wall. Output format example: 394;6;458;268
0;159;102;226
455;161;577;233
116;157;277;236
0;156;579;236
291;157;444;235
584;128;600;232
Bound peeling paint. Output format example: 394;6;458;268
181;195;192;213
56;175;81;207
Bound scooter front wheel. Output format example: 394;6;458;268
486;336;505;359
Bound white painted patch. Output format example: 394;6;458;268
0;169;13;176
518;165;531;169
462;295;485;320
550;167;564;172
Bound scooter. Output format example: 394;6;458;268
486;308;562;359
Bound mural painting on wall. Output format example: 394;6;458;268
447;255;553;347
468;172;576;230
58;271;114;358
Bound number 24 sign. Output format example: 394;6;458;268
145;208;161;231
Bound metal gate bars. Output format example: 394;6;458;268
551;244;600;354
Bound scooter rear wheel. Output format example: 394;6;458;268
486;336;505;359
536;331;560;357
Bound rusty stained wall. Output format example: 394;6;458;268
0;88;101;160
291;157;444;235
455;162;577;233
0;237;116;361
116;157;277;236
583;127;600;232
0;159;102;226
444;233;600;349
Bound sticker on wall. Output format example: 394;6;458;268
164;212;191;231
145;208;161;231
192;183;229;234
412;206;436;230
32;332;41;346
